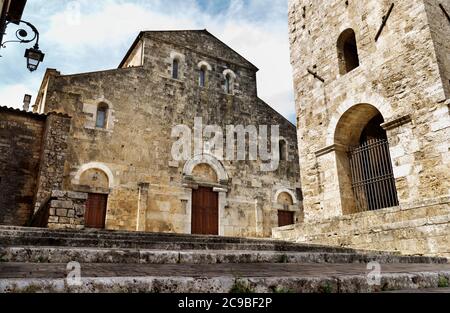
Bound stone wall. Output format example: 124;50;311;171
288;0;449;222
34;113;72;211
33;30;302;237
273;197;450;258
47;190;88;230
0;108;45;226
424;0;450;98
0;107;71;226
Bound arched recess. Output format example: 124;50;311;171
222;69;236;94
326;94;394;146
197;61;211;87
273;188;298;205
72;162;114;230
95;102;109;129
334;104;399;214
197;61;212;71
183;153;228;183
279;138;288;161
72;162;115;191
337;28;360;74
170;51;185;80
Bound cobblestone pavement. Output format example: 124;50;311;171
1;263;449;279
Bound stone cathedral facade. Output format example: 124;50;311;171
274;0;450;257
0;30;303;238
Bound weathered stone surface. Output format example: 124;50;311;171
273;197;450;258
289;0;450;221
285;0;450;256
0;107;71;227
32;30;303;237
1;246;445;265
0;108;45;226
46;190;88;230
0;263;448;293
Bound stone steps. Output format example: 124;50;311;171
273;199;450;257
0;226;379;254
0;226;447;265
1;226;449;293
1;263;449;293
1;246;445;265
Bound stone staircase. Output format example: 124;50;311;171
273;197;450;258
0;226;449;293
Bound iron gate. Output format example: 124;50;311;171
348;138;399;212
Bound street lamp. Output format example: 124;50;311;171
24;44;44;72
1;19;45;72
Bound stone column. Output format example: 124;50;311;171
254;197;264;236
213;187;228;237
137;183;149;232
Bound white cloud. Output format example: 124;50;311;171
0;83;37;110
1;0;296;121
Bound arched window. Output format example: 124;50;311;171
279;140;287;161
337;29;360;75
225;74;232;94
199;66;206;87
172;58;179;79
96;103;108;129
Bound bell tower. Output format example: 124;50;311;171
289;0;450;222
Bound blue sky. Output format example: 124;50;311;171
0;0;295;122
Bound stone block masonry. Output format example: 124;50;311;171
0;107;71;226
289;0;450;221
285;0;450;256
32;30;303;237
33;113;72;212
0;108;45;226
47;190;88;230
273;197;450;258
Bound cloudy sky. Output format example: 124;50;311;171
0;0;295;122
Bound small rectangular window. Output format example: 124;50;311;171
96;110;106;128
172;59;179;79
199;69;206;87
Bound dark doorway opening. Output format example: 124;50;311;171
348;114;399;212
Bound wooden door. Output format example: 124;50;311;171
85;193;108;229
278;210;294;227
191;187;219;235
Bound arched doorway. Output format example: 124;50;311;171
183;154;229;236
334;104;399;214
277;192;295;227
75;165;112;229
191;164;219;235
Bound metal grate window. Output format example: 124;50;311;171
348;138;399;212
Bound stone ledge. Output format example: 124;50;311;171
314;143;347;157
381;114;412;131
0;266;448;293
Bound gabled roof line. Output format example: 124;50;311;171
118;29;259;71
